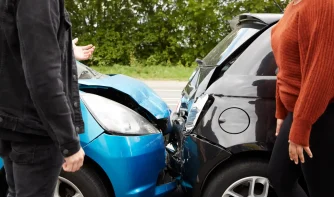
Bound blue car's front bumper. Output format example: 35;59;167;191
84;133;176;197
0;71;177;197
0;125;176;197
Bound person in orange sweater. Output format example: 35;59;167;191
268;0;334;196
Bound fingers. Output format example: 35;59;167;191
74;156;84;172
84;48;94;53
276;119;283;136
297;146;304;163
83;48;95;59
72;162;79;172
74;48;94;61
62;163;67;171
79;157;84;169
62;162;73;172
72;38;78;45
63;148;85;172
80;54;92;61
304;147;313;158
289;143;299;165
289;142;313;165
81;44;94;50
83;48;95;55
275;125;280;136
63;159;82;172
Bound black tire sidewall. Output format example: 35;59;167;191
60;167;110;197
0;173;7;197
203;159;269;197
181;186;193;197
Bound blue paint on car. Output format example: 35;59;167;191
79;74;170;120
0;62;176;197
83;132;169;197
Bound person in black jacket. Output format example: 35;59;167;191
0;0;86;196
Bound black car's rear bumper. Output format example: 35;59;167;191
169;113;232;197
165;113;186;176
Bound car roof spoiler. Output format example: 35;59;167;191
229;13;283;30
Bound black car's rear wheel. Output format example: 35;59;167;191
202;159;277;197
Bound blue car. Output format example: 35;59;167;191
0;62;177;197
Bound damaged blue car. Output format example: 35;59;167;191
0;62;177;197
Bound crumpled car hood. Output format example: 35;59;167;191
79;74;170;120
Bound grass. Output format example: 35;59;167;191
91;64;196;81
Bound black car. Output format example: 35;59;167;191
167;13;310;197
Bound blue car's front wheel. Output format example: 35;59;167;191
0;169;7;197
58;166;113;197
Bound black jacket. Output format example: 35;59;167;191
0;0;84;157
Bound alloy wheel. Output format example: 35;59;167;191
54;176;84;197
222;176;276;197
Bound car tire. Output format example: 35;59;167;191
0;170;8;197
59;166;112;197
202;159;277;197
181;186;193;197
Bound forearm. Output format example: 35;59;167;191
16;0;80;156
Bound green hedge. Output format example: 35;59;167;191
67;0;287;67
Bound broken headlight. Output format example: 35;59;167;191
184;94;209;133
81;92;160;135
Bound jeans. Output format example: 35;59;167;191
268;105;334;197
0;140;63;197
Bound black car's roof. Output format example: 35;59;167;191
229;13;283;29
239;13;283;24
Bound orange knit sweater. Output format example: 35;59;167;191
271;0;334;146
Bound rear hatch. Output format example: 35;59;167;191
178;14;282;115
166;14;281;176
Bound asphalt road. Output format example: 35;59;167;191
143;80;188;197
143;80;188;111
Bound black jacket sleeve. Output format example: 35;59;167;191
16;0;80;157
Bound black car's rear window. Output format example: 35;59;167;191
226;26;278;77
202;26;261;66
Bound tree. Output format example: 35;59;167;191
65;0;289;67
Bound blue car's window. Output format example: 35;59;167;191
203;27;259;66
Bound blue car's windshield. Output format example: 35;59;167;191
202;27;259;66
76;61;106;79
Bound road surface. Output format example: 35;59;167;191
143;80;187;111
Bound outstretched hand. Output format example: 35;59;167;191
289;140;313;164
72;38;95;61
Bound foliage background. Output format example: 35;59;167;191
66;0;288;67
